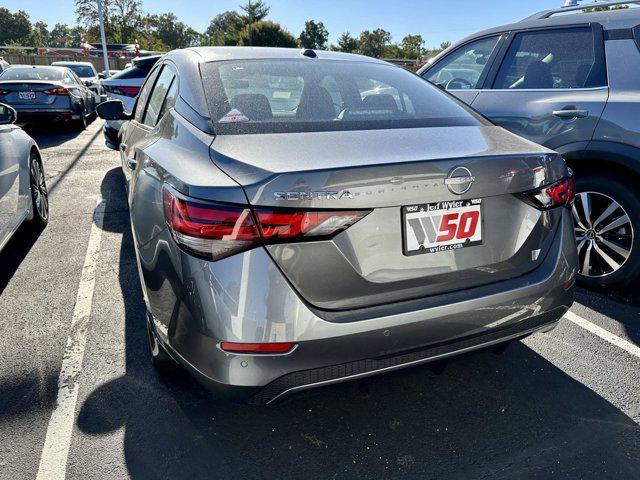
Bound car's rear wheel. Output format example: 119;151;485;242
76;102;87;130
146;315;181;377
28;153;49;228
573;174;639;289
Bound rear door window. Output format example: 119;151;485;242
425;36;500;90
143;66;176;127
493;27;606;89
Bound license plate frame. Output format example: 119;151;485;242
402;199;484;256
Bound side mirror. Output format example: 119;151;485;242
98;73;105;79
96;100;132;121
84;80;92;87
0;103;17;125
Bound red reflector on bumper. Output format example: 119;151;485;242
220;342;296;354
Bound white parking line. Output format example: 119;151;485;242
564;310;640;359
36;199;105;480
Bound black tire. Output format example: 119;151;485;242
574;174;640;289
146;315;181;377
76;103;87;130
27;152;49;228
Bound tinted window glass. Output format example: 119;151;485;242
57;65;96;77
111;66;152;80
158;78;178;119
202;59;486;135
134;67;161;122
493;28;605;89
0;67;64;81
426;36;499;90
143;66;175;126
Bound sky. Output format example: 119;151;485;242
4;0;564;47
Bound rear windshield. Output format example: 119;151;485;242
201;59;486;134
0;67;64;81
111;65;152;80
61;65;96;77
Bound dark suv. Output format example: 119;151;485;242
420;0;640;288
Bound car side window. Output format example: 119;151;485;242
143;66;176;127
425;36;500;90
493;27;606;90
157;78;178;120
133;67;161;123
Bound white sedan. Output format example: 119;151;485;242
0;103;48;253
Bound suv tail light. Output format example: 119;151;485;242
163;187;370;261
104;84;140;97
521;176;575;210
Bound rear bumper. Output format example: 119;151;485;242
15;108;81;123
141;208;577;403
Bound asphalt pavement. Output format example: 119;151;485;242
0;119;639;480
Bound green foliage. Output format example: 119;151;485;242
144;13;200;49
336;31;359;53
240;1;270;24
0;8;32;45
299;20;329;50
583;1;629;12
401;34;424;58
239;21;297;48
203;11;244;46
358;29;391;58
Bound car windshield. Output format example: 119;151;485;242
63;65;96;77
201;59;486;134
0;67;64;81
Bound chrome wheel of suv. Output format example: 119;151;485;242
573;191;633;278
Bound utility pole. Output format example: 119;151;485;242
97;0;111;78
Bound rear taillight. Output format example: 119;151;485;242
43;88;69;95
0;89;9;96
163;187;370;261
521;176;575;210
219;342;296;354
104;85;140;97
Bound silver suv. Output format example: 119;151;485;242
420;0;640;289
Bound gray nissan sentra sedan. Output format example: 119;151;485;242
96;47;578;404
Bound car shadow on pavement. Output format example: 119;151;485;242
23;123;87;149
76;168;640;480
575;286;640;347
0;222;45;294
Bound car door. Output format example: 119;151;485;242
121;64;177;203
0;107;21;242
119;65;162;187
67;71;93;113
471;25;609;151
421;34;505;105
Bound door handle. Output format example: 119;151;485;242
126;157;137;170
552;109;589;119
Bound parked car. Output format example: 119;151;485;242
0;66;96;129
0;103;48;252
419;0;640;289
100;55;161;148
51;61;103;98
0;57;10;75
97;47;577;404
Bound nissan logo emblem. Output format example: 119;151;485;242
444;167;476;195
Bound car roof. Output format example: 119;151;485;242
182;46;387;65
51;61;95;67
466;4;640;42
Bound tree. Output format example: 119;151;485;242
239;21;297;48
49;23;72;47
30;21;50;47
0;8;32;45
440;41;452;50
112;0;143;43
75;0;117;39
298;20;329;50
145;13;200;49
240;1;270;24
336;31;358;53
358;29;391;58
204;11;244;46
401;34;424;58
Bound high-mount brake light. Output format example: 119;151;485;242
522;176;575;210
162;187;370;261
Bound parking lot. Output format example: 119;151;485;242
0;119;639;480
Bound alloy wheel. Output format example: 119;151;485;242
30;158;49;222
573;191;633;278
